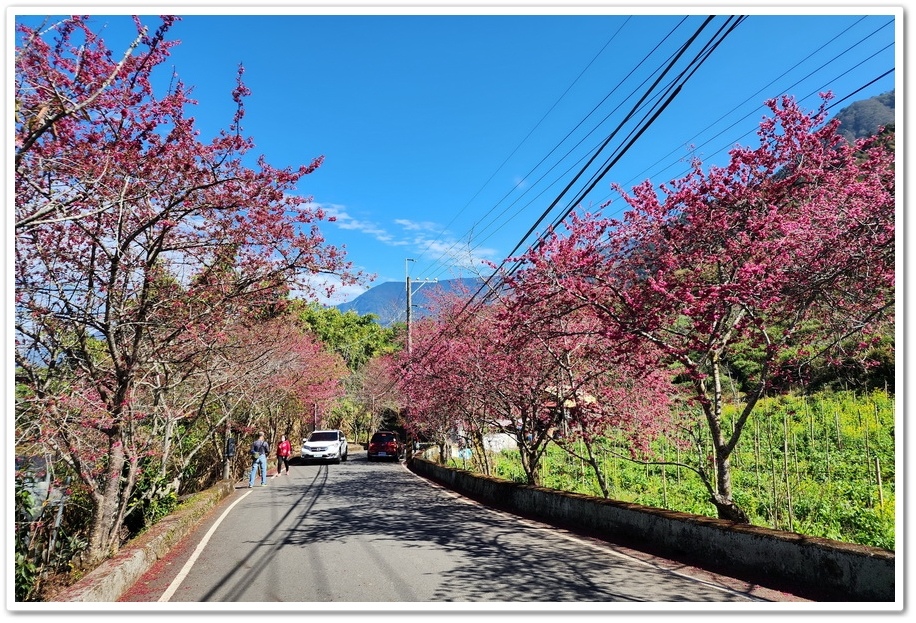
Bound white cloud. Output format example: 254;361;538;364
321;203;393;241
319;202;502;275
321;281;370;306
322;204;441;250
416;237;499;273
393;218;439;232
296;273;370;306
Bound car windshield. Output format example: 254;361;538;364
371;433;396;443
308;432;339;442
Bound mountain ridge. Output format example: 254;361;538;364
335;277;484;326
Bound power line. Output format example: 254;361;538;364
408;16;740;366
444;16;692;277
469;15;891;286
401;15;894;373
424;15;892;286
420;18;633;278
413;16;691;283
603;18;894;210
483;16;743;296
529;16;747;260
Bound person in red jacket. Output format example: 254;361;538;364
277;434;292;475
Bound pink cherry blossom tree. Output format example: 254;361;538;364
14;15;362;568
199;316;348;478
400;282;679;486
493;277;681;497
510;95;894;521
348;354;403;443
396;315;470;466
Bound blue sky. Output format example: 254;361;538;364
12;5;900;306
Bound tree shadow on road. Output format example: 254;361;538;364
254;460;757;603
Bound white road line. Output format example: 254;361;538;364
158;490;251;602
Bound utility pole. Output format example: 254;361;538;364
405;258;436;354
406;258;413;354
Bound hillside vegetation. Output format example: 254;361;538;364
835;89;894;144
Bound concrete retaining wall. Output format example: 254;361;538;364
408;457;895;602
52;480;235;602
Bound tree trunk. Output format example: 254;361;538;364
710;491;751;523
517;440;541;486
470;429;490;476
80;428;129;570
705;353;750;523
437;442;448;465
584;442;610;498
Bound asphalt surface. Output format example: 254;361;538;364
110;451;811;606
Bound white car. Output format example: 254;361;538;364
301;429;348;464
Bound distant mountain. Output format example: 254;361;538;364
834;90;894;144
335;277;484;326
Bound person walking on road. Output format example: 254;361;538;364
249;432;270;487
277;434;292;475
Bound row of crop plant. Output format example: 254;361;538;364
454;390;894;550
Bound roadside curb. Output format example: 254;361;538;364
52;480;235;602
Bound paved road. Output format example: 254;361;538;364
120;450;808;605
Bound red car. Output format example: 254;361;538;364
367;431;403;462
